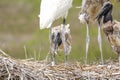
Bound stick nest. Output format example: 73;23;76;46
0;51;120;80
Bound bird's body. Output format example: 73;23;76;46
79;0;107;23
103;20;120;47
39;0;72;29
51;24;72;55
96;1;120;64
78;0;108;64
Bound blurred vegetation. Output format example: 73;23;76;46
0;0;120;63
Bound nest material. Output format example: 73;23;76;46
0;50;120;80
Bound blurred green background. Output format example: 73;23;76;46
0;0;120;63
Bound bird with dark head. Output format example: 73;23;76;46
79;0;109;64
51;24;72;65
96;1;120;65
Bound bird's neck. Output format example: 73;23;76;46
103;11;113;24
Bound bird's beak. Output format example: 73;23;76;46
54;34;58;51
96;6;106;24
95;8;105;24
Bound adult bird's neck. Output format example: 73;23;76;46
103;11;113;24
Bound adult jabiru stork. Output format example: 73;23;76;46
39;0;73;65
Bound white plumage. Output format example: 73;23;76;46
39;0;72;29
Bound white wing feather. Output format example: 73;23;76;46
39;0;72;29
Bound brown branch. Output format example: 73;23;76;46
0;53;120;80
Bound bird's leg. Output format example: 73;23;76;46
49;27;54;66
62;18;68;65
98;24;104;64
63;18;66;25
65;54;68;66
85;23;90;64
53;35;58;65
53;51;56;65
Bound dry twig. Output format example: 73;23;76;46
0;53;120;80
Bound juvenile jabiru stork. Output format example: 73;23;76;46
38;0;73;65
78;0;108;64
51;24;72;64
96;1;120;65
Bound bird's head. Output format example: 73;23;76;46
96;1;113;24
51;24;70;50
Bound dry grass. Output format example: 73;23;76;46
0;50;120;80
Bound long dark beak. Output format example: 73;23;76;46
54;33;62;51
96;1;112;24
54;34;58;51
